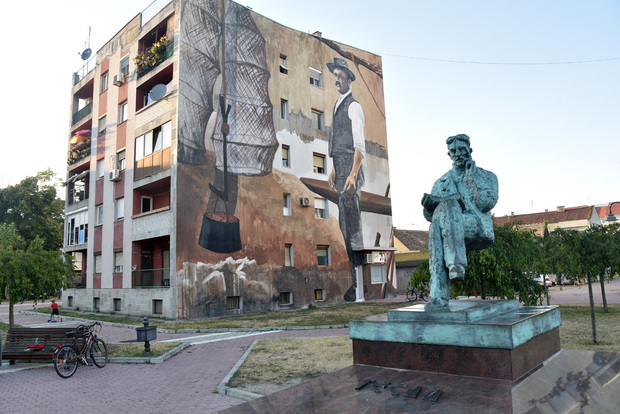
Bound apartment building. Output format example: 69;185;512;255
63;0;393;319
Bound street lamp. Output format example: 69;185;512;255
605;201;620;223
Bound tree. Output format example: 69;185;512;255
0;169;65;251
410;222;545;305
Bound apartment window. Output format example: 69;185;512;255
285;244;293;266
311;110;324;131
283;194;292;216
113;298;121;312
98;115;106;136
93;297;101;310
117;150;126;170
282;145;290;168
279;292;292;305
119;101;128;123
94;254;102;274
66;210;88;246
309;67;322;87
314;289;325;301
114;251;123;273
141;196;153;213
313;153;325;174
314;198;327;219
120;57;129;77
226;296;240;310
153;299;163;315
96;205;104;226
100;72;109;93
279;54;288;74
135;121;171;161
96;159;104;179
115;197;124;220
371;265;386;284
317;245;330;266
280;99;288;120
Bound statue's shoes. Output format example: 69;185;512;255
448;264;466;280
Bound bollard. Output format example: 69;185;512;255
143;317;151;356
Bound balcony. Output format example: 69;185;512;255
67;138;92;165
132;268;170;288
72;101;93;126
135;37;173;79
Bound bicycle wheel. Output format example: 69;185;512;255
54;345;79;378
406;289;418;302
90;338;108;368
420;290;430;302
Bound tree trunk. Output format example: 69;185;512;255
600;272;608;313
586;274;597;344
9;301;14;328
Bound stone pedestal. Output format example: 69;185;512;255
349;300;561;382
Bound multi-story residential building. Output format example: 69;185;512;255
63;0;394;319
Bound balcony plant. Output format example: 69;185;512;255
134;35;168;77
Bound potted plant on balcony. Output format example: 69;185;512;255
134;35;168;77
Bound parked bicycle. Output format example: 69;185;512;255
406;288;430;302
53;322;108;379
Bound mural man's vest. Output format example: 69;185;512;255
329;93;357;157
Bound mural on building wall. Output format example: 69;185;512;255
178;0;278;254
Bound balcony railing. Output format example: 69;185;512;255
70;273;87;289
132;268;170;288
72;102;93;126
68;138;92;165
136;40;174;78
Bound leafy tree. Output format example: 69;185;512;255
409;223;545;305
0;169;65;251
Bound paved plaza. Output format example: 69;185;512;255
1;279;618;414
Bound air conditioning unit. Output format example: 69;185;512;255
364;252;387;264
113;74;124;86
109;169;121;182
364;254;374;264
299;197;310;207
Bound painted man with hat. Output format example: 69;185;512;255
327;57;365;302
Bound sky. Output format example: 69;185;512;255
2;0;618;231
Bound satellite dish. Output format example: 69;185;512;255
80;48;92;60
149;84;167;101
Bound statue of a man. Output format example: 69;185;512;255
421;134;499;309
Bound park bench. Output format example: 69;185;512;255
1;326;82;365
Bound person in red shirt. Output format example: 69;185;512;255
49;299;60;322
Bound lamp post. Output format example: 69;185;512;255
605;201;620;223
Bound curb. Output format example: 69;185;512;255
216;338;263;401
108;341;191;364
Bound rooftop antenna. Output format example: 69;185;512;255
78;26;92;77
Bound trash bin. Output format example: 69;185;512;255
136;326;157;342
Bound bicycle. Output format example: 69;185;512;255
406;288;430;302
53;322;108;379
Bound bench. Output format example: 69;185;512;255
1;327;83;365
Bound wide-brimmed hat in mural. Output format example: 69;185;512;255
327;57;356;82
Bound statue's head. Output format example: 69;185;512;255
446;134;472;168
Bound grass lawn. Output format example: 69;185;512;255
107;342;182;358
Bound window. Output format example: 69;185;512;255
317;245;330;266
117;150;126;170
98;115;106;136
66;210;88;246
116;198;124;220
135;121;171;161
67;296;74;307
314;198;327;219
283;194;292;216
97;159;105;179
280;99;288;120
114;251;123;273
94;254;102;274
100;72;109;93
285;244;293;266
279;54;288;74
113;298;121;312
281;145;290;167
309;67;322;87
226;296;240;310
93;297;100;310
311;110;324;131
96;205;104;225
279;292;292;305
153;299;163;315
314;289;325;301
141;196;153;213
119;101;128;123
371;265;386;284
313;153;325;174
120;57;129;77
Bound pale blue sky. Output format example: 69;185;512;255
3;0;618;230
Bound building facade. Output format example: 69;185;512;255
63;0;394;319
494;205;602;235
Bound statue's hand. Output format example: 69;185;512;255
421;193;439;213
344;173;357;195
